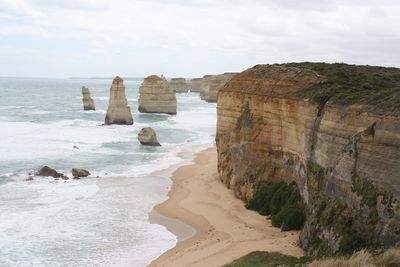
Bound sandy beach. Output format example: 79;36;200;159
148;147;304;267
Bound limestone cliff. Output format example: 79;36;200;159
105;76;133;125
169;78;188;93
200;73;237;102
138;75;177;115
216;64;400;256
82;86;95;111
188;78;203;92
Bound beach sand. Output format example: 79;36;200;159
148;147;304;267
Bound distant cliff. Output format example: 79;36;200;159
216;63;400;256
200;73;237;102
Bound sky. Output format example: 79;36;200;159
0;0;399;78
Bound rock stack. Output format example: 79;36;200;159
169;78;188;93
188;78;203;92
138;75;177;115
82;86;95;110
137;127;161;146
200;73;237;103
104;76;133;125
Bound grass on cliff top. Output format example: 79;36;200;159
224;251;310;267
280;62;400;113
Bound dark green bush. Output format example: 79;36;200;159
272;206;305;230
339;233;366;254
246;182;305;231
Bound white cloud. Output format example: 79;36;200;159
0;0;399;77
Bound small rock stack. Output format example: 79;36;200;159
82;86;95;111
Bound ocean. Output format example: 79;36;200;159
0;77;217;266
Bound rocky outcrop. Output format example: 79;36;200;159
36;166;69;180
82;86;95;111
169;78;188;93
188;78;203;92
138;75;177;115
216;64;400;256
138;127;161;146
105;76;133;125
200;73;237;102
72;168;90;179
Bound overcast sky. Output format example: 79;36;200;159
0;0;399;78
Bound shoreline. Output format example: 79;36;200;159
148;147;304;267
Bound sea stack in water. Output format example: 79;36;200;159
105;76;133;125
138;75;177;115
138;127;161;146
189;78;203;92
169;78;188;93
82;86;95;111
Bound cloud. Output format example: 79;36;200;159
0;0;399;77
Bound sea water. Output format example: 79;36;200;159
0;77;216;266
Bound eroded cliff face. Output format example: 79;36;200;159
200;73;237;102
216;64;400;256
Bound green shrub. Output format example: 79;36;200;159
246;182;305;231
339;233;366;255
272;206;305;230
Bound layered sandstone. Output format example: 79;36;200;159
169;78;188;93
216;64;400;256
188;78;203;92
105;76;133;125
138;75;177;115
200;73;237;102
82;86;95;110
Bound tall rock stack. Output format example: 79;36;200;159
169;78;188;93
104;76;133;125
138;75;177;115
200;73;237;103
82;86;95;110
188;78;203;92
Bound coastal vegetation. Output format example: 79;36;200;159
282;62;400;113
225;247;400;267
246;182;305;231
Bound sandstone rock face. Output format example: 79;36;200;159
138;75;177;115
188;78;203;92
169;78;188;93
105;76;133;125
138;127;161;146
36;166;69;180
72;168;90;179
216;64;400;256
200;73;237;102
82;86;95;111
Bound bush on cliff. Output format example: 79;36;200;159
246;182;305;231
282;62;400;114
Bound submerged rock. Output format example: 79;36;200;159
36;166;69;180
82;86;96;111
138;75;177;115
105;76;133;125
138;127;161;146
72;168;90;179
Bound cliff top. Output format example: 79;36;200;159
222;63;400;114
170;78;186;82
144;75;163;82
